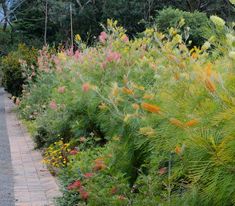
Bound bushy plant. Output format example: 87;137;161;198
18;19;235;205
155;8;213;47
0;44;37;96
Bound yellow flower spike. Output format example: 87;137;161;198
143;93;154;100
111;83;119;97
169;118;185;128
58;52;66;61
122;87;134;95
75;34;81;42
139;127;156;137
210;15;225;27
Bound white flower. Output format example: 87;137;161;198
229;51;235;60
210;15;225;27
202;41;211;50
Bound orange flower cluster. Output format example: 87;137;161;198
141;103;160;114
205;79;216;93
93;158;106;171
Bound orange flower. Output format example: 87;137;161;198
175;145;181;154
185;119;199;127
122;87;134;95
132;103;140;110
169;118;184;128
205;79;216;93
143;93;154;99
141;103;160;114
205;63;212;77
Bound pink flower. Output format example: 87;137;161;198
101;61;107;69
106;51;121;63
74;50;80;60
67;47;74;56
84;173;93;178
57;86;66;94
121;34;129;43
49;100;57;110
99;31;108;43
158;167;167;175
82;83;90;92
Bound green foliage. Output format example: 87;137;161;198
155;8;213;47
18;20;235;205
0;44;37;96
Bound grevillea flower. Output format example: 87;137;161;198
122;87;134;95
79;187;89;200
158;167;167;175
82;83;90;92
74;50;80;60
57;86;66;94
185;119;199;127
67;180;82;190
132;103;140;110
69;149;79;155
99;31;108;43
141;103;160;114
210;15;225;27
106;51;121;63
175;145;181;154
110;187;118;195
84;173;93;178
49;100;57;110
205;78;216;93
169;118;184;128
121;34;129;43
93;158;106;171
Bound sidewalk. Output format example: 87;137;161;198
4;92;61;206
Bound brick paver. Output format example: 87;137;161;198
4;93;61;206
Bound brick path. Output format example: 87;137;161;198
4;92;61;206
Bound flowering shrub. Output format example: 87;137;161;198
18;18;235;205
0;44;37;96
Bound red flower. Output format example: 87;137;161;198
110;187;118;195
79;187;89;200
67;180;82;190
82;83;90;92
69;149;79;155
84;173;93;178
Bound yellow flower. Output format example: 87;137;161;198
210;15;225;27
229;0;235;5
75;34;81;42
139;127;156;137
58;52;66;61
